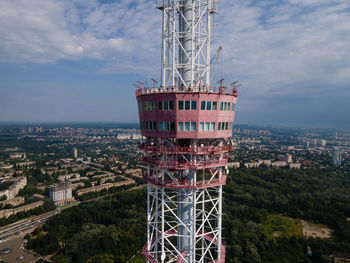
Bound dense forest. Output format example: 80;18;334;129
27;168;350;263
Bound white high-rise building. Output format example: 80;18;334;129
50;180;73;205
333;148;342;166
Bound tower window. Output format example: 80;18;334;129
191;101;197;110
178;101;184;110
185;101;191;110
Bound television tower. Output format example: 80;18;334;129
136;0;238;262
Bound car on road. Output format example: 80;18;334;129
0;248;13;254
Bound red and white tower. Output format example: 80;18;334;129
136;1;238;262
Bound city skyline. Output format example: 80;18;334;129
0;0;350;128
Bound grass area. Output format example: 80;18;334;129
263;214;303;239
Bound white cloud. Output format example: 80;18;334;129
0;0;161;71
214;0;350;91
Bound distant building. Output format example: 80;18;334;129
307;139;327;148
73;148;78;158
258;159;272;167
320;139;327;147
279;154;292;163
333;148;342;166
244;162;260;168
132;133;142;140
0;176;27;200
271;161;288;167
32;193;45;200
0;196;25;207
117;133;142;140
76;156;91;164
333;251;350;263
83;156;91;164
0;163;13;170
15;161;35;168
57;173;80;182
10;153;26;159
72;182;85;190
50;180;73;206
0;201;43;219
289;163;301;169
227;162;240;169
117;133;130;140
76;179;135;196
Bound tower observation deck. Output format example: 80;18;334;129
136;1;238;262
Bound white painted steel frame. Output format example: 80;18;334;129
160;0;214;90
146;171;223;263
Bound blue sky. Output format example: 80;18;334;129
0;0;349;128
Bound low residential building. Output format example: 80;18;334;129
0;176;27;200
117;134;130;140
100;176;116;184
0;163;13;170
33;194;45;200
244;162;260;168
258;160;272;166
76;179;135;197
72;182;85;190
227;162;240;169
125;168;142;175
271;161;288;167
93;172;114;179
57;173;80;181
333;251;350;263
70;176;89;182
0;201;44;219
0;197;25;207
10;153;26;159
15;161;35;168
279;154;292;163
289;163;301;169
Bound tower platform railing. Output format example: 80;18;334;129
143;174;227;190
143;157;228;170
140;144;234;155
135;86;238;97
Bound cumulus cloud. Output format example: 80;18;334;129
0;0;160;71
215;0;350;88
1;0;349;83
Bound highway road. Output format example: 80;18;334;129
0;208;62;242
0;200;82;242
0;184;147;243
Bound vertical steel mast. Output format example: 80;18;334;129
161;0;212;90
136;0;238;262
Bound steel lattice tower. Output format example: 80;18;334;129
136;1;238;262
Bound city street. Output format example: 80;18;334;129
0;209;60;242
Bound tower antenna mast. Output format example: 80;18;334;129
136;1;239;262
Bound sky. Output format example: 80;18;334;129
0;0;349;128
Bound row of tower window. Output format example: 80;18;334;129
141;121;233;132
139;100;236;112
